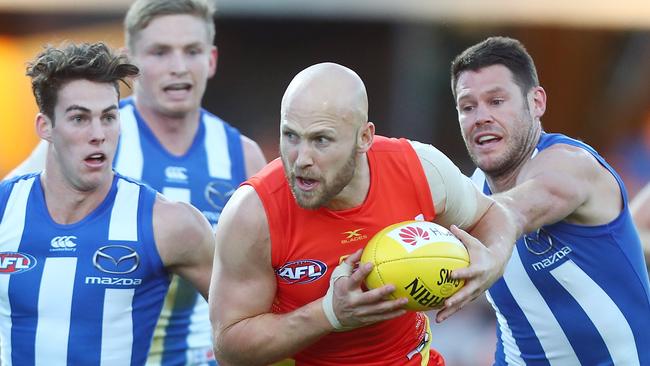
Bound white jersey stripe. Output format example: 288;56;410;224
486;292;525;366
502;249;580;366
101;288;135;366
109;179;140;242
115;104;144;181
162;187;191;203
0;177;35;366
204;114;232;180
551;261;639;366
34;257;77;366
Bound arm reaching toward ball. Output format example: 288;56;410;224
410;140;521;322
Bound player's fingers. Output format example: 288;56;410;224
449;264;478;280
357;295;407;313
436;280;482;322
360;308;408;324
444;281;478;308
360;284;399;303
345;249;363;265
352;297;408;320
331;249;364;289
347;261;373;288
450;225;481;249
436;294;473;323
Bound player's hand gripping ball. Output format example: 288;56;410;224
361;220;469;311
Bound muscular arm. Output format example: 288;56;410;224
154;196;215;299
241;135;267;178
631;183;650;266
494;144;622;235
209;185;407;365
209;186;332;365
3;140;48;180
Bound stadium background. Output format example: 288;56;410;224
1;1;649;364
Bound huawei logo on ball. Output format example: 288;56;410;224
399;226;430;246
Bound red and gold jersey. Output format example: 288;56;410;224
245;136;443;366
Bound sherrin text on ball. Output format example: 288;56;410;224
361;220;469;311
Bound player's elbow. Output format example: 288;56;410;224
213;324;267;366
213;326;243;365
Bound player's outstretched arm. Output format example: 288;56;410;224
493;143;622;235
410;140;520;322
3;140;48;180
631;183;650;266
153;196;215;299
209;186;407;365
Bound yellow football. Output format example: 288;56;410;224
361;220;469;311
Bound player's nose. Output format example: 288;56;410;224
295;142;314;168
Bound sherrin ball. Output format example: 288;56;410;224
361;220;469;311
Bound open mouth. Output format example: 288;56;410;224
85;153;106;165
296;176;319;191
474;134;502;146
164;83;192;93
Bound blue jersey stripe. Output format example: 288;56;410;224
116;98;242;365
0;174;169;366
478;133;650;365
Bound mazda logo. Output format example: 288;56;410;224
93;245;140;274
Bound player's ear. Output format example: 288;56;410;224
208;46;218;78
36;113;53;142
530;86;546;119
118;46;129;58
357;121;374;153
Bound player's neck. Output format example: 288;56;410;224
135;100;201;157
485;148;535;193
40;164;114;225
486;171;519;194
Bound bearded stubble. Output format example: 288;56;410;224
467;104;538;180
283;146;358;210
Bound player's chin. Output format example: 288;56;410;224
159;101;195;117
295;195;322;210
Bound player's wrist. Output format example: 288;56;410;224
321;294;344;330
321;260;354;331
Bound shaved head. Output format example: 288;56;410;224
281;62;368;128
279;63;375;210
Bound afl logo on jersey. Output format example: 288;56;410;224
205;181;236;210
93;245;140;274
0;252;37;274
276;259;327;284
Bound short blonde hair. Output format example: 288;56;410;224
124;0;216;49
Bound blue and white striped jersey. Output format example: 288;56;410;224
0;173;169;366
115;98;247;366
472;133;650;365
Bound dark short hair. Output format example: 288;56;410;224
450;36;539;100
27;42;139;124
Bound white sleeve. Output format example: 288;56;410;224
409;140;481;229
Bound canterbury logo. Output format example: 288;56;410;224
342;228;364;239
50;236;77;251
165;166;188;181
